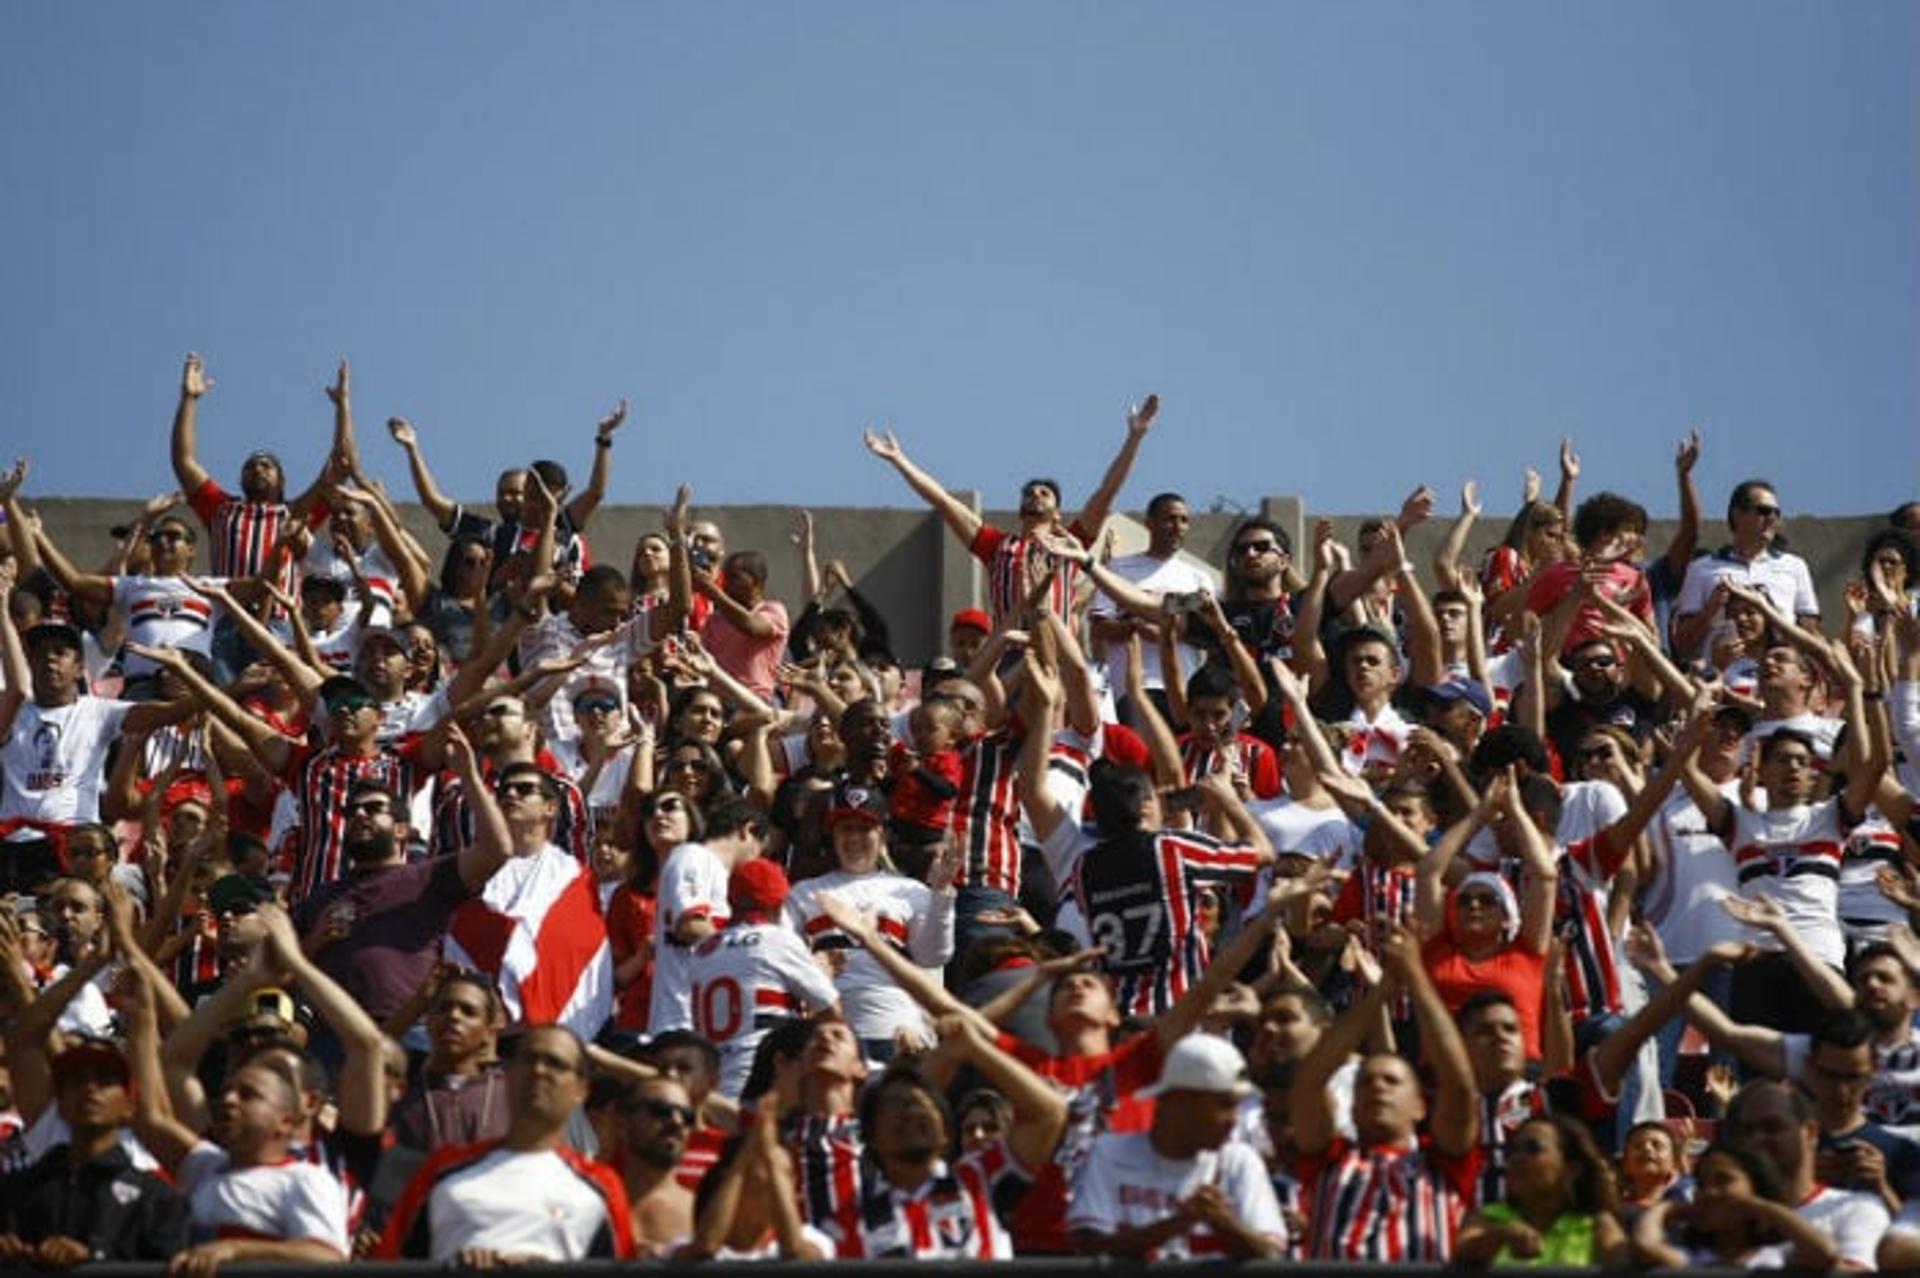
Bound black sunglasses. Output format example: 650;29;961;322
626;1098;696;1126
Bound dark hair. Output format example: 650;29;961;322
1861;529;1918;582
1263;982;1333;1025
1848;942;1916;986
857;1062;953;1147
1458;988;1520;1030
704;795;768;843
1378;780;1435;816
1727;479;1778;525
723;550;768;587
577;563;627;599
1184;662;1239;705
1890;501;1920;531
952;1088;1014;1155
1432;587;1470;609
1513;1113;1618;1215
496;760;559;801
740;1017;814;1102
436;969;507;1025
644;1029;722;1080
1625;1119;1679;1158
1758;727;1818;765
1517;773;1564;831
1145;492;1188;519
529;459;569;493
1571;491;1648;550
1088;761;1156;833
1021;477;1062;504
440;532;493;594
1725;1078;1813;1139
347;779;404;810
1470;725;1550;779
1693;1139;1789;1205
1811;1007;1875;1052
669;683;727;733
637;788;706;853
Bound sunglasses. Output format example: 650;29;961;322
498;780;550;799
146;529;191;545
627;1098;696;1126
653;796;689;814
666;757;706;772
575;698;618;715
480;703;521;719
1742;503;1782;518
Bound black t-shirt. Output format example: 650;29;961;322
1546;687;1663;766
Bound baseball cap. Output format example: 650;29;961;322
299;573;346;597
52;1036;132;1089
949;608;992;636
1334;621;1399;656
571;675;622;708
1430;677;1494;720
825;783;889;828
922;655;962;690
729;858;791;915
1139;1034;1255;1100
207;873;273;915
319;674;376;711
238;986;298;1029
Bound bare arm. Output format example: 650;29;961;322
384;417;458;529
1124;632;1185;787
940;1015;1068;1169
0;562;27;739
1291;978;1388;1156
1662;431;1703;580
1626;924;1786;1076
258;904;389;1136
1013;650;1072;843
168;353;215;497
862;427;983;547
128;643;292;774
1156;870;1326;1048
126;962;202;1171
1073;395;1159;537
565;399;625;529
1553;437;1579;524
1431;481;1479;591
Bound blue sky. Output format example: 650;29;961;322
4;3;1913;519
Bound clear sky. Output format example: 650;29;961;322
4;3;1914;519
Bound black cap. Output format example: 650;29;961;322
207;873;273;914
825;782;890;828
23;620;83;652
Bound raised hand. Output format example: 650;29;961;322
1559;437;1580;482
325;359;350;407
815;889;877;941
596;398;629;441
927;837;965;894
790;509;814;552
862;426;903;464
1522;465;1542;506
1126;393;1161;437
666;482;691;537
0;457;28;505
386;417;417;448
1398;486;1436;530
1623;921;1674;980
1676;429;1702;475
182;352;213;399
143;490;184;520
1459;480;1480;518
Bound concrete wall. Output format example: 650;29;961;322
22;496;1892;664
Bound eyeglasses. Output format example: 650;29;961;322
146;530;190;545
481;703;521;719
575;698;618;715
1742;503;1782;518
1234;541;1280;557
626;1098;696;1126
653;796;689;814
346;798;392;817
498;780;549;799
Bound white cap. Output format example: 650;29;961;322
1140;1034;1254;1099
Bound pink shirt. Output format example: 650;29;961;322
699;599;790;700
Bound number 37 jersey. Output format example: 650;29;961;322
686;921;842;1099
1066;827;1266;1017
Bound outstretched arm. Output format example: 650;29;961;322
385;417;458;530
168;353;215;496
0;561;27;740
1431;481;1479;591
1383;925;1478;1157
1073;394;1159;536
1662;431;1703;580
1014;650;1072;844
862;428;983;547
1156;870;1327;1048
128;643;292;774
937;1014;1068;1169
566;398;626;530
1291;976;1388;1156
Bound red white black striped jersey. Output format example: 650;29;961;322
970;523;1091;627
785;870;956;1043
1473;1078;1547;1206
431;761;589;863
784;1111;865;1226
285;738;425;903
189;479;313;583
1330;863;1420;1021
1553;836;1629;1024
1177;732;1283;800
946;730;1023;895
821;1138;1025;1260
110;575;222;677
1066;826;1266;1017
1297;1134;1481;1262
687;921;841;1098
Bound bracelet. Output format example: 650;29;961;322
595;436;614;449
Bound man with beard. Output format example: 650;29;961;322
379;1025;634;1264
432;691;590;865
619;1075;697;1255
292;727;509;1025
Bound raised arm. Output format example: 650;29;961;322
1502;772;1560;956
1157;869;1327;1048
1592;937;1748;1095
384;417;458;530
1596;703;1709;866
566;398;626;530
258;903;390;1136
1553;437;1579;524
937;1014;1068;1169
1072;394;1159;537
126;960;203;1172
322;359;359;494
1290;974;1389;1157
191;577;327;703
128;643;292;774
1382;925;1478;1157
168;353;215;496
1720;894;1853;1011
1661;431;1703;581
1195;592;1269;716
1124;632;1185;787
1624;923;1786;1077
1014;650;1072;844
1431;481;1480;591
445;725;511;892
1415;783;1497;941
862;427;983;547
0;560;27;740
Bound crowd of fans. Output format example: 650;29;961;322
1;354;1918;1270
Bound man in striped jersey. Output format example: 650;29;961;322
861;398;1158;626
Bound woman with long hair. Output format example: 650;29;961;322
606;790;706;1030
1630;1140;1837;1270
1456;1113;1627;1266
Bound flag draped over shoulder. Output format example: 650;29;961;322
446;845;612;1037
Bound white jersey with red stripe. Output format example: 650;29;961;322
687;920;841;1098
786;869;956;1043
1066;1131;1287;1259
176;1141;350;1254
650;842;732;1035
1730;797;1849;967
1839;808;1907;935
111;574;225;677
823;1138;1023;1259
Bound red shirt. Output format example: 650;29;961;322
606;884;655;1030
1525;559;1652;653
1422;935;1549;1060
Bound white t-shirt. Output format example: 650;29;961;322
1642;782;1748;964
0;696;132;831
1090;552;1219;691
1066;1131;1287;1259
109;575;226;677
176;1141;350;1253
785;868;956;1043
1675;546;1820;639
1728;798;1849;967
1746;713;1844;764
1795;1182;1889;1270
423;1146;621;1262
1338;704;1411;776
1244;796;1360;920
301;538;399;624
686;920;841;1098
519;612;653;751
650;842;732;1034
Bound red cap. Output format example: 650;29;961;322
729;858;791;916
949;608;991;636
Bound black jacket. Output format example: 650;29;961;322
0;1140;189;1261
